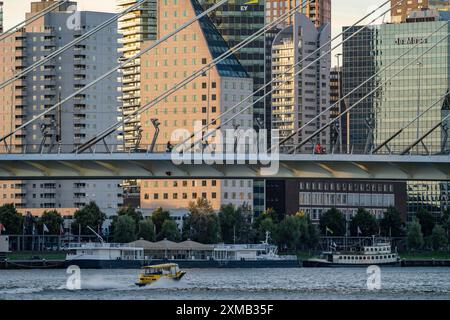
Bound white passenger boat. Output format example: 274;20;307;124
305;237;400;267
65;243;144;269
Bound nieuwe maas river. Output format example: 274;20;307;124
0;268;449;300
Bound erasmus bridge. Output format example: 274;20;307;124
0;0;449;181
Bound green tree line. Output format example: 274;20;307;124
1;202;449;252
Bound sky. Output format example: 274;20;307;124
3;0;386;65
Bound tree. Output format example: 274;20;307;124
407;218;424;250
0;204;23;235
263;208;281;223
416;208;436;237
349;208;379;236
218;204;238;243
306;218;320;248
37;210;63;235
276;215;301;252
23;212;37;235
72;202;106;235
218;204;252;243
151;207;171;235
431;225;448;251
182;198;220;244
275;214;318;252
380;207;405;237
253;216;277;244
319;207;346;236
157;219;181;242
117;206;142;232
440;208;450;225
113;215;136;243
446;216;450;244
137;219;156;242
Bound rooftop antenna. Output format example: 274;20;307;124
87;226;104;244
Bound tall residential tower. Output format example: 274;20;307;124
271;13;331;152
138;0;254;213
117;0;157;149
0;1;123;215
266;0;331;27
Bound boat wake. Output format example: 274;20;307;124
140;277;188;289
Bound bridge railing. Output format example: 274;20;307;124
0;143;448;156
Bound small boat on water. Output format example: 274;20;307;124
135;263;186;287
304;237;401;267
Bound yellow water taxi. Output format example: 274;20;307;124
135;263;186;286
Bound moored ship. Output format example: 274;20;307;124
65;239;300;269
304;237;400;267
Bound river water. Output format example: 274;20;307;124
0;268;449;300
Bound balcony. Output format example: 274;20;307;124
74;104;86;111
73;94;86;100
122;84;140;93
74;74;86;81
74;54;87;62
74;44;87;51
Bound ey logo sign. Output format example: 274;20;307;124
241;0;258;11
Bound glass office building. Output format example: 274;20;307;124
199;0;267;216
199;0;266;128
342;13;450;220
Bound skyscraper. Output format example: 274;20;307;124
117;0;158;207
0;1;123;215
330;66;348;152
117;0;157;149
391;0;450;23
266;0;331;27
199;0;266;128
138;0;254;213
342;10;450;220
198;0;266;215
271;12;331;152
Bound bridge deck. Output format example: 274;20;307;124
0;154;449;180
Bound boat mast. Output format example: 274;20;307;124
87;226;104;244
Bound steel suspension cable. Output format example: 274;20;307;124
179;0;403;153
74;0;310;153
280;21;449;153
288;31;450;154
372;91;449;154
401;106;450;155
0;0;151;90
0;0;229;145
0;0;70;42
